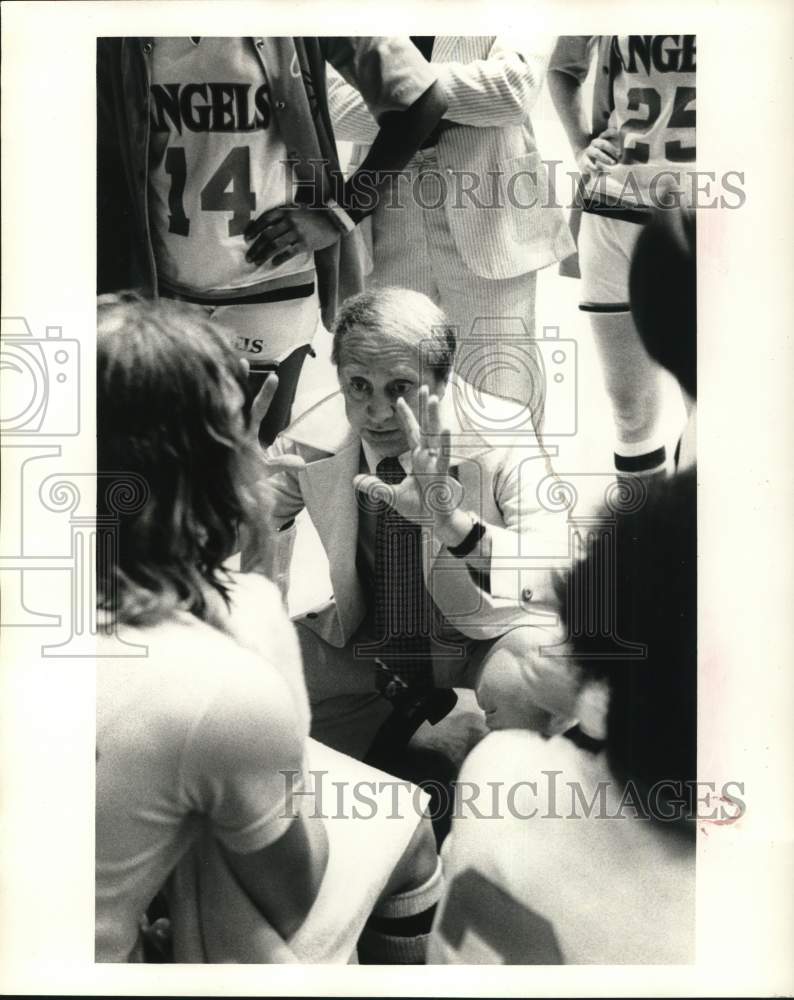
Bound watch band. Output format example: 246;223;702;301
324;199;356;235
447;519;486;558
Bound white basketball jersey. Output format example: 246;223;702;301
589;35;696;207
428;731;695;965
148;38;314;296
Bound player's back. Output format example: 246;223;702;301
95;589;309;962
429;730;695;964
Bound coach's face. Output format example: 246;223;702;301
337;330;447;457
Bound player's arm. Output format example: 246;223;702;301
239;432;307;593
238;374;306;591
547;36;619;173
244;38;446;265
97;38;146;293
547;36;592;156
326;36;448;224
220;807;328;943
186;660;328;942
327;35;550;141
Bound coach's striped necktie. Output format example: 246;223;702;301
372;456;434;690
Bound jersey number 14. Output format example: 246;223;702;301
165;146;255;237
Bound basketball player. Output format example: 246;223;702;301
548;35;696;477
95;293;444;964
428;470;697;964
97;36;446;443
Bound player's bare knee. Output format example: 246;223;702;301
475;628;578;733
475;630;533;706
476;662;526;723
386;814;438;896
406;814;439;886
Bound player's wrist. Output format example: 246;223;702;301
323;199;356;235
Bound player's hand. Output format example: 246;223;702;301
244;205;341;268
353;387;463;527
237;361;305;471
240;361;279;446
576;127;621;175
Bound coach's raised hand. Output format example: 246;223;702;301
353;387;471;545
244;205;341;268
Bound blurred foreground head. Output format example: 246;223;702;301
96;292;263;625
630;207;696;400
559;470;697;833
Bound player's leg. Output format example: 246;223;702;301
579;213;672;477
358;810;444;963
211;293;321;445
276;737;442;964
292;631;445;962
243;343;314;446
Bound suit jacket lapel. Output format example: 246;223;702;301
301;435;364;637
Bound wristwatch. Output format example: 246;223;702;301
324;199;356;235
447;518;486;558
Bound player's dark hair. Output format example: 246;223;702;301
331;287;457;384
629;208;696;399
557;470;697;835
96;292;267;626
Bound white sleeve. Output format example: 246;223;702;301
325;36;438;120
547;35;596;82
434;35;555;127
180;653;307;855
224;573;311;727
486;447;571;611
428;732;568;964
326;65;380;144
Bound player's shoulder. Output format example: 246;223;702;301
460;729;580;781
458;730;605;822
96;612;282;762
225;570;284;620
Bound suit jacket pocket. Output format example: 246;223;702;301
501;152;557;246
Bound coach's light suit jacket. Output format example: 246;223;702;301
327;35;575;279
247;377;571;648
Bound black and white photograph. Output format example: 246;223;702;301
1;2;792;996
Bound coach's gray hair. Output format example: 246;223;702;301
331;287;457;383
